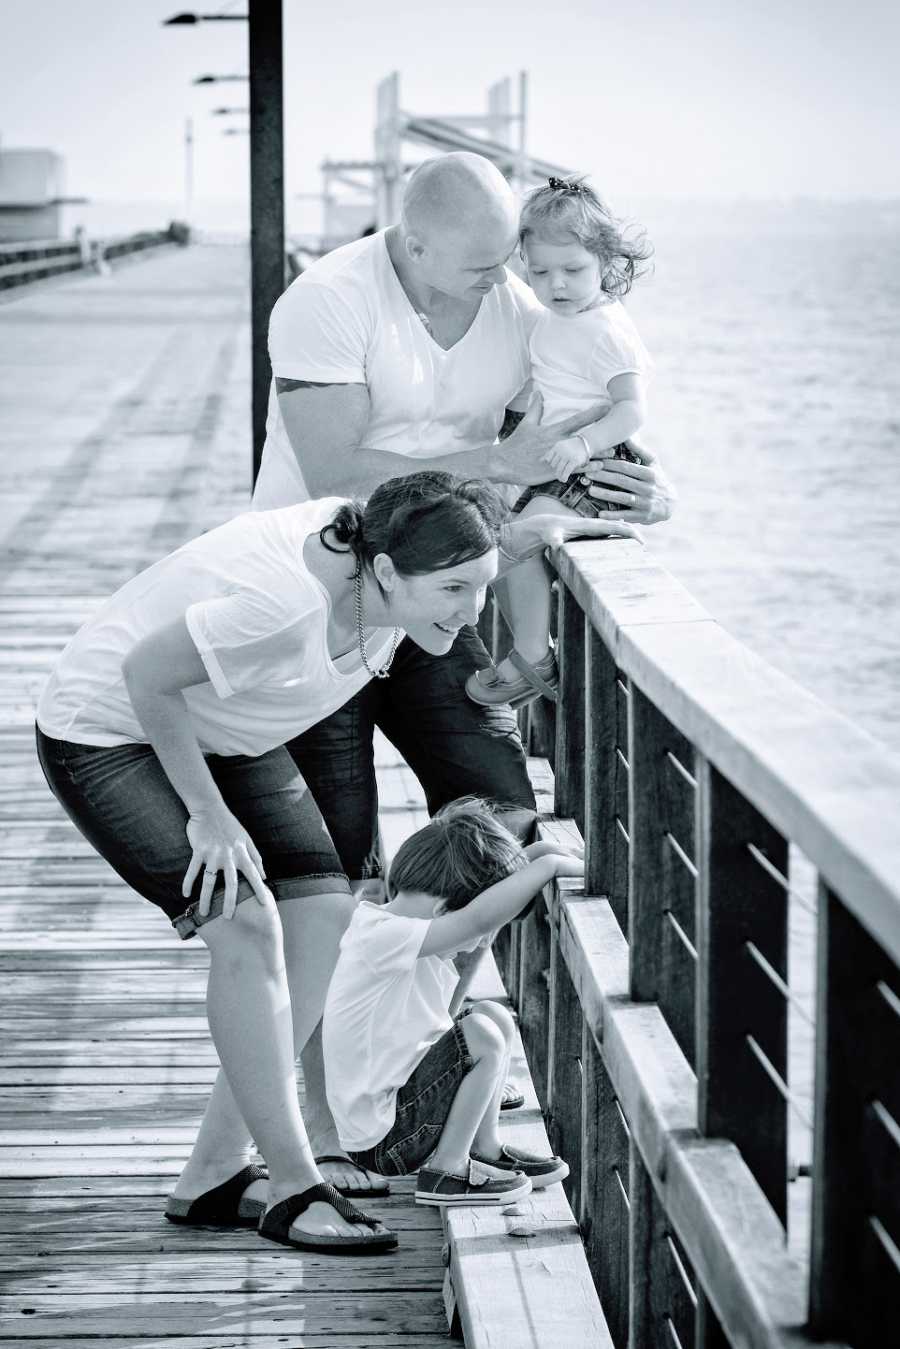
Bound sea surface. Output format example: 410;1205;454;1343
63;196;900;753
624;197;900;754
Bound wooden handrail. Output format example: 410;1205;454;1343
484;534;899;1348
552;537;900;964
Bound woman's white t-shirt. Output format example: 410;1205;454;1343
323;902;459;1151
252;230;541;510
36;498;398;758
530;300;652;424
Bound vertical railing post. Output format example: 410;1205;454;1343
547;917;584;1214
695;761;789;1224
249;0;284;484
808;884;899;1346
555;587;586;833
580;1026;630;1349
629;1143;696;1349
628;687;697;1064
585;629;628;932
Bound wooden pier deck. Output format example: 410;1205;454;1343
0;249;453;1347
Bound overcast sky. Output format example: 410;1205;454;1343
2;0;898;228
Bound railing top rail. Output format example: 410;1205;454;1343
552;537;900;965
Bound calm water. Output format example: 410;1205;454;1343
624;198;900;753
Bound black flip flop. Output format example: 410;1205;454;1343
258;1181;398;1253
165;1163;268;1227
315;1152;391;1198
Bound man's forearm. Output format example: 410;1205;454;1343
305;441;507;498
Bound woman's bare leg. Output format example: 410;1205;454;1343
279;893;384;1194
173;896;370;1239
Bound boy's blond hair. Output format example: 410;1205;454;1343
386;797;526;910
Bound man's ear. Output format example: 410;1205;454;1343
405;233;426;264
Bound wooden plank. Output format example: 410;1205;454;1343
555;588;586;831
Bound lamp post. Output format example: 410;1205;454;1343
165;4;284;486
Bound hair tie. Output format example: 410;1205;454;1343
548;176;584;194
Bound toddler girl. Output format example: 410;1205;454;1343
467;177;653;708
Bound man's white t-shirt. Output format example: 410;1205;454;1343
252;230;542;510
36;498;398;758
323;901;459;1151
530;300;652;424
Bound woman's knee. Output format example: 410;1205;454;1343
461;1010;507;1063
469;999;515;1044
201;896;284;977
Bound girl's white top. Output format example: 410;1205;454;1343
323;901;459;1151
530;300;652;422
36;497;398;758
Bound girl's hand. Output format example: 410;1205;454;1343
542;435;591;483
183;809;272;919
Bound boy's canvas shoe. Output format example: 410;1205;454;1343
471;1143;570;1190
415;1158;532;1207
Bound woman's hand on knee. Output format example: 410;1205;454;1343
183;808;272;919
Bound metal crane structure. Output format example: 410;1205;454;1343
307;71;574;255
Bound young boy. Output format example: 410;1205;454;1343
322;798;582;1206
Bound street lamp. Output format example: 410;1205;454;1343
166;1;283;484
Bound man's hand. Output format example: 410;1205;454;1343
490;392;614;485
581;439;677;526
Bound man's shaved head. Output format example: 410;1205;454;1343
402;153;518;243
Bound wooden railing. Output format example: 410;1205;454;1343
0;228;186;292
483;537;900;1349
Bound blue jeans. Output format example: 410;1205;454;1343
35;727;350;938
348;1018;474;1177
285;629;536;879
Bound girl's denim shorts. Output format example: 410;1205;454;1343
348;1016;474;1177
35;726;351;939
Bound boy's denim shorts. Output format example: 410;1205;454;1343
348;1015;474;1177
35;726;351;940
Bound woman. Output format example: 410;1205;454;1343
36;470;633;1253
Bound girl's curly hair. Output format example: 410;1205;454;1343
519;177;653;300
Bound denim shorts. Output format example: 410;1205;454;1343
35;726;351;939
285;629;536;880
514;442;642;517
348;1017;474;1177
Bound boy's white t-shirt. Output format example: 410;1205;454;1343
252;230;542;510
323;901;459;1151
36;498;398;758
529;300;652;424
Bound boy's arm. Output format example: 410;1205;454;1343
418;854;583;958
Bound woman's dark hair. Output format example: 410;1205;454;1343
520;177;653;300
319;470;508;578
387;797;527;910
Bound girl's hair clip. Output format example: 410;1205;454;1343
548;176;585;194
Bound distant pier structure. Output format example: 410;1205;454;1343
0;145;85;242
299;71;574;258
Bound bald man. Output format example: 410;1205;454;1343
254;147;675;858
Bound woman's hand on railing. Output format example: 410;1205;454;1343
581;440;677;525
499;511;638;571
183;809;274;919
